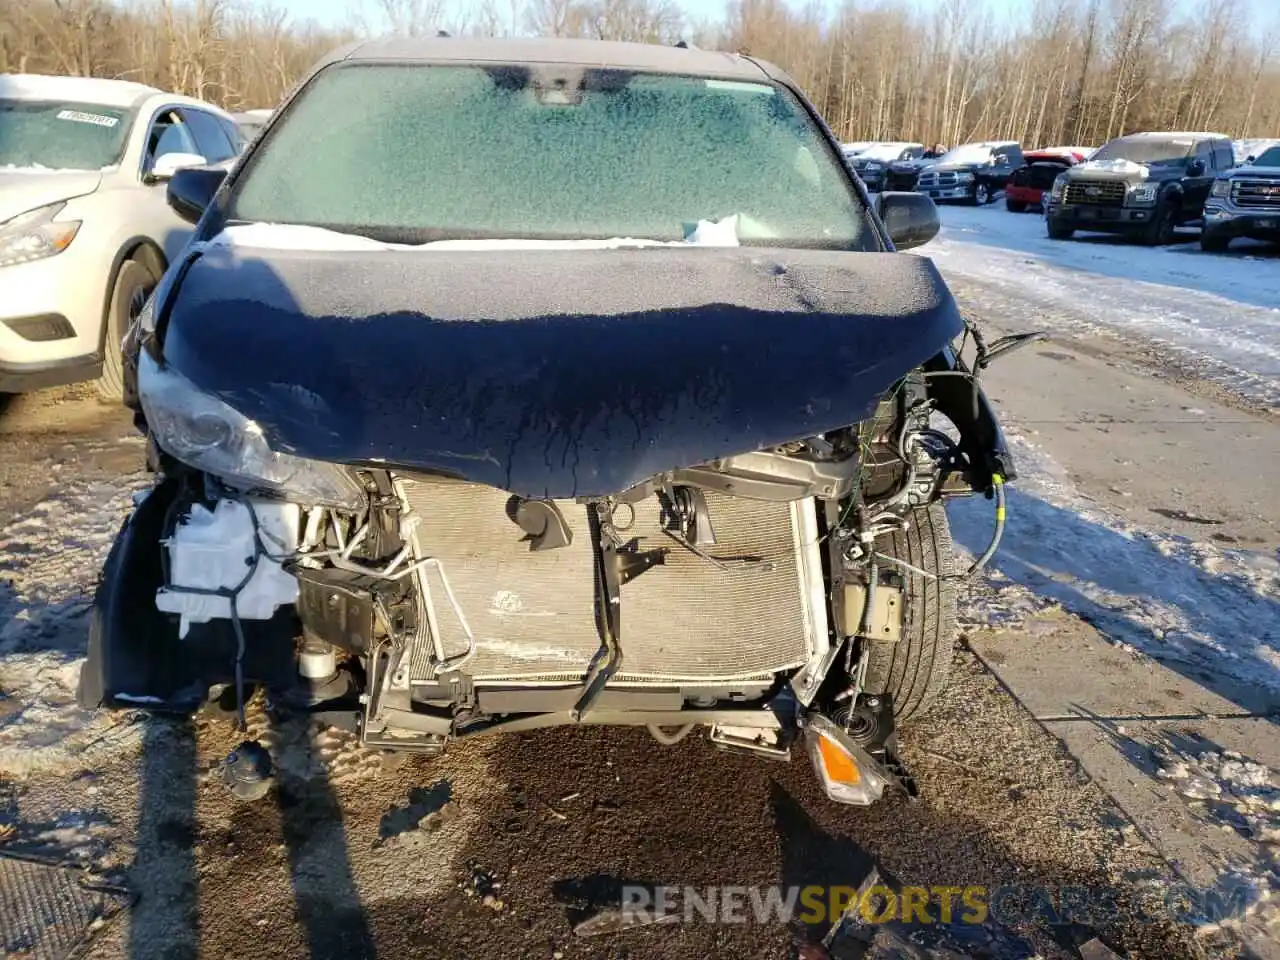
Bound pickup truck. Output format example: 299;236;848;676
914;141;1025;205
846;142;925;192
1045;131;1234;245
1004;148;1091;212
1201;142;1280;251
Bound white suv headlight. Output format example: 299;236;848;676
0;202;81;268
138;351;365;509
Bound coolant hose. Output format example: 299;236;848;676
964;473;1006;576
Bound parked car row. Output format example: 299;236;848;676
1046;132;1280;251
847;127;1278;252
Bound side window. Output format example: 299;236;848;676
183;109;237;163
1213;142;1234;171
144;109;199;170
1194;140;1213;172
1007;146;1025;167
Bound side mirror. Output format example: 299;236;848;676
147;151;208;183
876;191;940;251
1188;158;1206;176
1246;155;1256;164
166;166;227;225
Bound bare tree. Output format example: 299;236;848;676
1;0;1275;141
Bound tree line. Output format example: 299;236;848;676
2;0;1277;145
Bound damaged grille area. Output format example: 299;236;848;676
400;477;819;685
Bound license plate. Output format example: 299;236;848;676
1079;208;1097;219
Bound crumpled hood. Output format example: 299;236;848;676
0;169;102;223
158;244;965;499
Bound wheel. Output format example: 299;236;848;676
1047;219;1074;240
1142;201;1177;246
1200;229;1230;252
97;258;160;401
861;503;958;723
974;183;991;205
1005;198;1027;213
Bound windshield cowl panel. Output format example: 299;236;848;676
0;99;132;171
227;62;876;251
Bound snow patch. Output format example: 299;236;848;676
948;429;1280;696
205;216;752;253
0;474;151;776
926;205;1280;407
1076;158;1148;177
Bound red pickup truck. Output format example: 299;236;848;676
1005;148;1092;212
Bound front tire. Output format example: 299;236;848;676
1142;201;1177;246
97;258;159;402
862;503;958;723
974;183;991;205
1200;229;1230;252
1047;219;1074;240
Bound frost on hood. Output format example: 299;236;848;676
202;215;761;253
1077;158;1150;178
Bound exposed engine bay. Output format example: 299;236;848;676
82;318;1038;806
81;239;1038;806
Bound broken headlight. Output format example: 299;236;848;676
137;351;365;510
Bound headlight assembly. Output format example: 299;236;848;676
1050;175;1067;199
0;202;81;268
956;172;975;182
1210;179;1230;198
137;351;365;510
1127;183;1159;204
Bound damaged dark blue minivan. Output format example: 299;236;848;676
78;37;1025;806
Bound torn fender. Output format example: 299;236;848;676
78;478;299;712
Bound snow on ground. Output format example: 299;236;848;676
947;425;1280;928
923;205;1280;409
947;427;1280;698
0;469;151;776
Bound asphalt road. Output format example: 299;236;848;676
1;269;1276;960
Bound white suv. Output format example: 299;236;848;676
0;74;241;398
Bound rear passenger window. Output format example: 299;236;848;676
1213;143;1234;170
